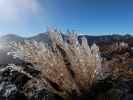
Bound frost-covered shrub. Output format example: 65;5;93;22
8;29;102;99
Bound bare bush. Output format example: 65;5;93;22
8;29;102;99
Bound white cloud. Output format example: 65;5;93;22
0;0;40;23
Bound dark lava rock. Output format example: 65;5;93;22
128;48;133;57
0;64;60;100
1;63;133;100
0;81;27;100
128;64;133;70
29;89;63;100
0;64;29;100
124;93;133;100
83;77;133;100
101;53;112;60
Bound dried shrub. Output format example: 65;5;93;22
8;29;102;99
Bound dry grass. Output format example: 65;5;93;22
9;29;102;99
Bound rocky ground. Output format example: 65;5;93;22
0;63;62;100
1;63;133;100
1;39;133;100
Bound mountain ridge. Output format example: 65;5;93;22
0;32;132;43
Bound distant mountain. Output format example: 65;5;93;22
28;32;50;43
0;33;133;47
0;32;68;47
0;33;49;49
78;34;133;46
0;34;24;43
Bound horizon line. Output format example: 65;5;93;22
0;32;133;38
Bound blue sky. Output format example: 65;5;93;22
0;0;133;37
